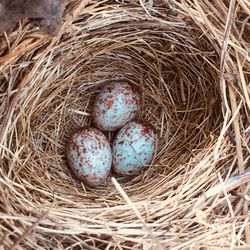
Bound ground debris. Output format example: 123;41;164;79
0;0;66;35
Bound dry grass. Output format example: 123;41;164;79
0;0;249;249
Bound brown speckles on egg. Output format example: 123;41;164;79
140;121;155;137
67;127;112;187
93;82;141;131
112;121;157;176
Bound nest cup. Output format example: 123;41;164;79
0;1;249;249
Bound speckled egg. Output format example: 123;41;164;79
93;82;140;131
112;121;157;176
67;127;112;187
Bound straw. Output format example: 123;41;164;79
0;0;249;248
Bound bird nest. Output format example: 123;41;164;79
0;0;249;249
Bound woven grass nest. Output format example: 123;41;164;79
0;0;250;249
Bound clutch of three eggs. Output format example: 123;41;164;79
67;82;157;187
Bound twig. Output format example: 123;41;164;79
112;177;163;250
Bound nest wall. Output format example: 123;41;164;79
0;0;249;249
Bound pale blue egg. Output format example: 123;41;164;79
112;121;157;176
67;127;112;187
93;82;140;131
